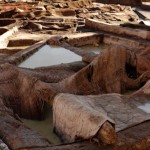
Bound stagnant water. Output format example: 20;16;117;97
22;106;62;144
79;44;107;54
19;45;82;68
138;103;150;113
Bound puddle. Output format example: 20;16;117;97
138;103;150;113
79;44;107;54
22;106;61;144
19;45;82;68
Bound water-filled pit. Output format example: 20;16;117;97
20;43;109;145
19;45;82;68
138;103;150;113
79;44;107;54
22;105;62;144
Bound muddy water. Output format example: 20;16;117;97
22;106;62;144
79;44;107;54
19;45;82;68
138;103;150;113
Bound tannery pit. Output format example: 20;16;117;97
0;0;150;150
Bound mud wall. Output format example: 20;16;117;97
95;0;142;6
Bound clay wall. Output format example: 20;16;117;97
95;0;142;6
